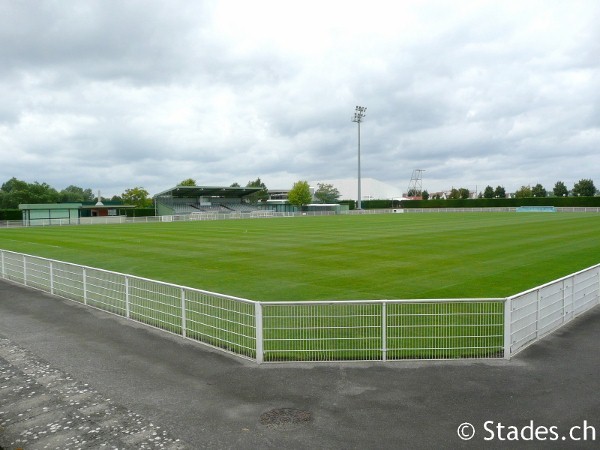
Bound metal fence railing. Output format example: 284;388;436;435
402;207;600;214
0;250;257;361
507;264;600;357
2;206;599;229
1;249;598;363
260;299;505;362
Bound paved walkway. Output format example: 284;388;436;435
1;280;599;449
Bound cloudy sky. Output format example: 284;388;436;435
1;0;599;199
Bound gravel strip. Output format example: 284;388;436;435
0;338;187;450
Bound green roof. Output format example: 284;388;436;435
19;203;134;210
19;203;82;210
154;185;263;199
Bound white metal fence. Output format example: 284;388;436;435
506;264;600;356
260;299;506;362
1;249;598;363
402;207;600;213
2;206;599;229
0;250;258;360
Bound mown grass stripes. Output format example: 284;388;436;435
1;213;598;301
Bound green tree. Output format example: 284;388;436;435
122;187;151;207
572;178;596;197
447;188;469;199
179;178;197;186
514;186;532;198
422;190;429;200
245;177;269;203
0;178;60;207
29;182;60;203
0;177;29;208
230;182;240;187
288;180;312;208
314;183;340;203
1;177;28;194
531;183;547;197
483;185;495;199
553;181;568;197
60;185;94;202
494;186;506;198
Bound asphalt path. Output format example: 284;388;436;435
1;280;599;449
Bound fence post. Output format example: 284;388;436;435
1;250;4;279
255;302;264;364
597;266;600;307
181;288;187;338
83;267;87;305
381;302;387;361
563;276;573;323
23;254;27;286
503;298;512;360
125;276;130;319
49;261;54;295
535;289;540;339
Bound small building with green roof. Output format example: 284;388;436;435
19;202;135;226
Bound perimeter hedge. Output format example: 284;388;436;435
0;209;22;220
399;196;600;209
344;197;600;210
125;208;156;217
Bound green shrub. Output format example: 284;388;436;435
0;209;22;221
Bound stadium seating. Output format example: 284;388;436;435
157;194;265;215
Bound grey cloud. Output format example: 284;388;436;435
1;1;599;197
1;1;217;85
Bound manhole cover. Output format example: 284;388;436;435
260;408;312;428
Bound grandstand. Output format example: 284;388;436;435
154;186;265;216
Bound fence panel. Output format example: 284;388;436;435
23;255;52;292
128;278;183;335
52;261;85;302
510;290;541;354
184;290;257;359
573;267;600;315
2;251;25;284
386;300;505;360
509;265;600;357
84;268;127;316
262;303;383;362
537;282;565;337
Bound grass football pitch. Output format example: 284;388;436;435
1;213;598;301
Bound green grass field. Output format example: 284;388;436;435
1;213;599;301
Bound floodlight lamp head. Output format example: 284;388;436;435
352;105;366;122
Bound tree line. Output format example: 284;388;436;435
0;177;153;209
6;175;591;211
0;176;341;210
423;179;596;200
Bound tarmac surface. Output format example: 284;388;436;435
0;279;599;449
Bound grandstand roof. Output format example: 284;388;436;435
154;185;263;199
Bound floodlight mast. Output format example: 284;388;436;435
352;105;366;209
